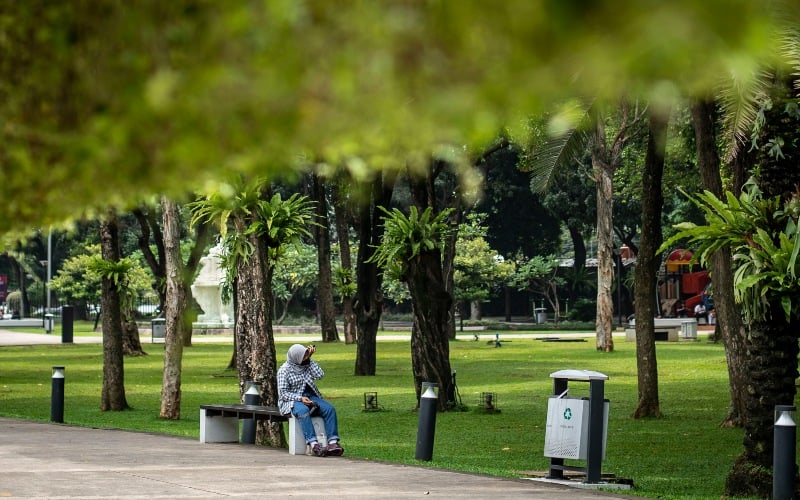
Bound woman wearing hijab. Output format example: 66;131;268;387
277;344;344;457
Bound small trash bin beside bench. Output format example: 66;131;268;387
199;404;327;455
625;318;698;342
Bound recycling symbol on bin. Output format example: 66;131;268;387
563;407;573;420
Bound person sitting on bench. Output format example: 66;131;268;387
277;344;344;457
694;303;708;322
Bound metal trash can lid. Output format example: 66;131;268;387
549;369;608;381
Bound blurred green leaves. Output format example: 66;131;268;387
1;0;797;231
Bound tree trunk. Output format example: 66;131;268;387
726;79;800;496
311;174;339;342
632;109;667;418
354;176;394;375
408;251;454;411
333;195;357;344
567;224;587;303
442;206;461;340
10;257;29;318
132;206;167;309
470;300;481;320
122;318;145;356
592;150;615;352
133;203;210;347
99;209;129;411
691;98;747;427
234;221;283;447
160;197;186;420
725;306;799;497
406;165;456;409
590;103;643;351
181;222;211;347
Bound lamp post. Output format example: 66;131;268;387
46;229;52;312
39;260;48;329
613;249;623;327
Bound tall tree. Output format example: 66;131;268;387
371;204;455;410
590;102;647;351
308;172;339;342
354;174;396;375
132;206;166;309
725;75;800;497
666;181;800;497
332;178;357;344
96;209;129;411
191;179;315;446
690;97;747;427
159;197;187;419
133;203;210;346
528;102;646;350
665;73;800;494
632;108;669;418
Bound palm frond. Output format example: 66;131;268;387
527;126;590;194
717;66;772;163
780;24;800;91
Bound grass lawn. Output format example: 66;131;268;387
0;330;785;499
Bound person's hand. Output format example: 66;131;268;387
301;396;313;405
306;345;316;357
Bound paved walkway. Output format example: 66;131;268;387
0;329;635;499
0;418;631;499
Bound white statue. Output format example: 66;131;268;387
191;243;234;328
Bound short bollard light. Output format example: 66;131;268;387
415;382;438;461
363;392;380;411
773;405;796;500
241;381;261;444
479;392;500;413
51;366;65;423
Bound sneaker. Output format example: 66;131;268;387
326;441;344;456
311;442;327;457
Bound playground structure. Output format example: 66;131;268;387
658;249;713;322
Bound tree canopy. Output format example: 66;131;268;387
2;1;797;233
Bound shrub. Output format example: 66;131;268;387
568;298;596;321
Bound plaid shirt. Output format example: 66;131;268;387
276;360;324;415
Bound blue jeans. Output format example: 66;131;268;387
291;393;340;444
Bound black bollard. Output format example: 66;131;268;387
61;305;73;344
51;366;65;423
773;405;797;500
241;381;261;444
415;382;438;461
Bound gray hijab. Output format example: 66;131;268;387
286;344;309;374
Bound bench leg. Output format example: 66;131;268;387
288;416;328;455
200;409;239;443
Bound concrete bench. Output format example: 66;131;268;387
199;404;327;455
626;318;697;342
